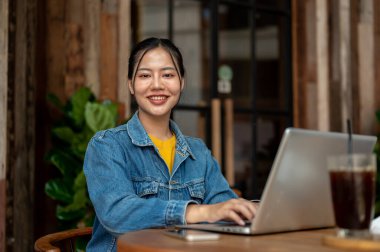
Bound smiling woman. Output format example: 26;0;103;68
83;38;258;252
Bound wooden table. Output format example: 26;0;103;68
117;228;350;252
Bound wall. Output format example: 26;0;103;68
293;0;380;135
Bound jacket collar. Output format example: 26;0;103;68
126;111;195;159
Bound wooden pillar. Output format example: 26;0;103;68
357;0;375;134
118;0;131;118
211;99;222;166
4;0;38;251
84;0;101;98
374;0;380;120
100;0;118;101
0;0;9;251
339;0;352;130
316;0;330;131
224;98;235;186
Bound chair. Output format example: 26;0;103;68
34;227;92;252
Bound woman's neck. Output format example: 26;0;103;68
138;112;173;140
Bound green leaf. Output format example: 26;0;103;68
45;179;73;203
56;189;88;221
52;127;75;144
47;150;82;176
85;102;116;132
74;171;87;191
56;205;86;221
102;100;119;121
68;87;94;128
47;93;64;112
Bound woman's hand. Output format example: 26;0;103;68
185;198;258;225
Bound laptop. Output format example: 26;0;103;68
177;128;377;235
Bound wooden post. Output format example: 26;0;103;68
224;98;235;186
374;0;380;121
316;0;329;131
0;0;9;251
211;98;222;167
100;0;118;101
84;0;101;97
358;0;375;134
12;0;37;250
339;0;352;130
118;1;131;118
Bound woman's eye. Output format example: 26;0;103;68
139;74;150;78
163;73;175;78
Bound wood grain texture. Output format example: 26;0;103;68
224;98;234;186
118;0;131;118
10;0;37;251
100;0;118;101
34;227;92;252
358;0;375;134
211;99;222;167
118;229;344;252
316;0;329;131
84;0;101;98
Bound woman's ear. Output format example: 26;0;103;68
128;80;134;95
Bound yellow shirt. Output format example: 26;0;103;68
149;134;176;174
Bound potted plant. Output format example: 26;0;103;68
45;87;119;230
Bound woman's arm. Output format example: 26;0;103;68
84;131;196;236
185;147;258;225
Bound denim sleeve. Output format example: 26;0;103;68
203;148;238;203
83;132;197;237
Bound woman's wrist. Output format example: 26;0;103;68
185;204;209;224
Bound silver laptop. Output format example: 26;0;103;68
177;128;377;235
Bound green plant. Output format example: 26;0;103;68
45;87;119;230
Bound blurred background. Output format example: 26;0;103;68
1;0;380;251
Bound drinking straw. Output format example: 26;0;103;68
347;119;353;168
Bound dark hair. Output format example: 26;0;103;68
128;37;185;82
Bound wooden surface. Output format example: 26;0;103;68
117;229;350;252
34;227;92;252
224;98;234;186
0;0;8;248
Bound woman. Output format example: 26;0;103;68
84;37;257;251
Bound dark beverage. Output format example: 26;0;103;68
329;170;375;229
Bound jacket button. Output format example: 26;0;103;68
170;180;177;185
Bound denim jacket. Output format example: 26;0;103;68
83;112;237;252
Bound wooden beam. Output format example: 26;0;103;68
374;0;380;120
100;0;118;101
291;0;307;128
224;98;234;186
329;0;342;132
358;0;375;134
211;98;222;166
0;0;9;250
84;0;101;97
13;0;36;250
65;0;85;97
118;0;131;118
46;0;66;101
339;0;352;130
316;0;330;131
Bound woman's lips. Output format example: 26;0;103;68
147;95;168;105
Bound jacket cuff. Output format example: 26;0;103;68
165;200;199;225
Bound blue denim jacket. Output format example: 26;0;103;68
83;112;237;252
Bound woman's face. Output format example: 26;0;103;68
129;47;184;121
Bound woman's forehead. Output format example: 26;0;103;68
138;47;175;66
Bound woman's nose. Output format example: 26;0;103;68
152;75;164;89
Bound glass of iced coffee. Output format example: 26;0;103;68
328;153;376;238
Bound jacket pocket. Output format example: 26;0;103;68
133;178;159;198
187;180;205;203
